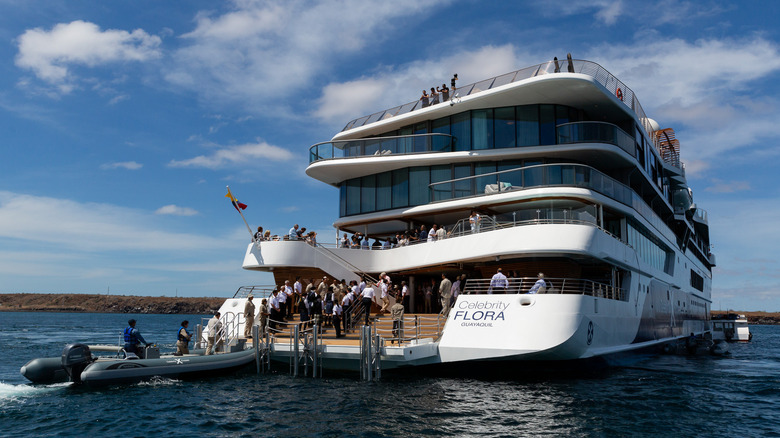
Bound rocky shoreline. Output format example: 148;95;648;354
0;293;225;315
1;294;779;323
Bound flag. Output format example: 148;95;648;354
225;188;247;212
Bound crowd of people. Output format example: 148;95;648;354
420;73;458;108
252;224;318;245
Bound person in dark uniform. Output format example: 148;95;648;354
175;320;192;356
124;319;149;358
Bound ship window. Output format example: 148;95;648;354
376;171;391;211
494;107;516;148
555;105;570;127
451;112;471;151
391;168;409;208
414;122;428;152
346;179;360;215
409;166;430;205
340;184;347;217
399;126;413;154
454;164;473;197
360;174;376;213
498;160;523;188
472;109;494;150
523;160;544;186
540;104;555;145
431;165;452;201
517;105;540;146
432;117;451;152
475;162;496;194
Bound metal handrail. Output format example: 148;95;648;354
233;285;277;299
463;277;627;301
309;133;455;163
341;59;656;149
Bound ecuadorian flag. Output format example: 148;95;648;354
225;188;248;212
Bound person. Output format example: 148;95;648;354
342;284;354;333
424;281;433;313
244;294;256;338
297;227;306;240
391;299;405;344
361;283;375;325
401;281;410;313
299;290;310;327
123;319;149;358
263;230;271;240
310;293;323;328
528;272;548;294
428;225;437;242
430;87;439;104
450;275;461;308
317;277;329;300
439;273;452;317
469;210;481;233
294;277;303;310
324;286;335;327
205;312;223;355
420;89;430;108
361;237;369;250
437;83;449;101
379;279;390;314
175;320;192;356
436;224;445;241
451;73;458;92
341;233;349;248
258;298;270;335
490;268;508;294
269;289;281;331
277;280;289;319
288;224;299;240
332;301;343;338
254;226;264;241
419;225;428;242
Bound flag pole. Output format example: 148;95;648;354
227;185;255;240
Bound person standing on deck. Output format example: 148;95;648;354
342;285;354;333
175;320;192;356
244;295;255;338
332;301;343;338
439;273;452;318
361;283;375;325
294;277;303;311
317;277;329;301
283;280;294;320
490;268;508;294
450;276;462;309
205;312;223;355
379;278;390;315
269;290;281;331
401;281;410;313
258;298;269;335
391;299;405;344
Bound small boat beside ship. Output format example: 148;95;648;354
711;313;752;342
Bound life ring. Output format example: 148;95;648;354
616;88;624;101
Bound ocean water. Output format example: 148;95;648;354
0;312;778;437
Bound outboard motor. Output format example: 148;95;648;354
61;343;93;384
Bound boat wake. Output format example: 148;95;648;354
134;376;181;387
0;381;71;401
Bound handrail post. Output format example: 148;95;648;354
254;324;260;374
292;324;299;377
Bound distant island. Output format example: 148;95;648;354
0;293;225;315
0;293;778;323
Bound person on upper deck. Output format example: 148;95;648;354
469;211;481;233
254;226;264;241
420;90;430;108
430;87;439;104
528;273;548;294
490;268;508;294
205;312;223;355
341;233;349;248
438;83;449;101
288;224;299;240
451;73;458;92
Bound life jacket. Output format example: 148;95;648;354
124;326;138;345
178;326;189;342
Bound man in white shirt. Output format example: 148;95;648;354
205;312;223;355
342;286;354;332
277;282;288;320
528;272;548;294
469;211;481;233
332;302;343;338
439;273;452;316
360;284;375;325
489;268;508;294
288;224;299;240
401;281;409;312
379;279;390;314
269;290;281;331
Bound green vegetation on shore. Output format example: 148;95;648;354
0;293;224;314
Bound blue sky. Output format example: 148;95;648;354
0;0;778;310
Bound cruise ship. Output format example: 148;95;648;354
238;57;714;366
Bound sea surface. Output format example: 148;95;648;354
0;312;778;437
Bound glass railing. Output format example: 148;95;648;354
428;163;677;244
341;59;656;142
556;122;636;158
309;133;455;163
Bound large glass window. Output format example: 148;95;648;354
431;165;452;201
399;126;413;154
451;112;471;151
360;174;376;213
346;179;360;215
409;166;430;205
339;184;346;217
414;122;428;152
523;160;544;187
472;109;493;150
540;104;555;145
494;107;516;148
432;116;451;152
454;164;473;198
475;162;497;195
392;168;409;208
376;172;391;211
517;105;540;146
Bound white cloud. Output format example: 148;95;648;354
164;0;449;109
533;0;725;26
155;205;199;216
704;179;751;194
0;191;229;252
314;45;521;123
15;20;162;93
100;161;143;170
168;140;294;169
